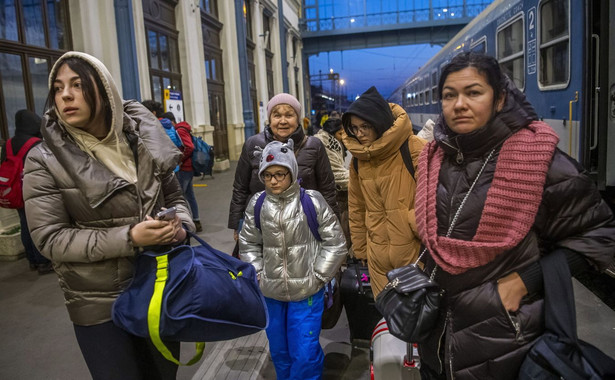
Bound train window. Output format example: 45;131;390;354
431;70;438;103
471;36;487;53
538;0;569;89
402;89;407;108
425;76;431;105
419;79;424;105
497;15;525;90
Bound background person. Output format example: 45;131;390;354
414;52;615;380
239;140;346;380
228;93;339;244
0;110;52;274
315;117;351;248
342;86;426;297
23;51;194;380
161;112;202;232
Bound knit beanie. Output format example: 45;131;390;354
322;117;342;135
342;86;393;138
256;140;298;184
267;93;302;121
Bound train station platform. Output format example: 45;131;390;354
1;161;614;379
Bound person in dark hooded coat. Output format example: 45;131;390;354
0;110;52;274
342;86;426;296
414;51;615;380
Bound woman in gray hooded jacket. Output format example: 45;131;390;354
23;51;194;380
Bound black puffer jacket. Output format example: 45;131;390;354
228;126;339;230
418;81;615;379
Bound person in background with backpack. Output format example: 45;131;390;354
141;103;184;173
0;110;52;274
239;140;346;380
342;86;426;297
163;112;202;232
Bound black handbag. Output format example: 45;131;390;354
375;257;443;343
518;249;615;379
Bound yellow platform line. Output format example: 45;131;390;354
193;184;208;187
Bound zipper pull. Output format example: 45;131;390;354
456;150;464;164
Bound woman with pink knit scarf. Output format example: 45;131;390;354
414;52;615;380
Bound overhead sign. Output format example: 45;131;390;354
164;89;184;123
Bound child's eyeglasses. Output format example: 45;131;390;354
262;171;290;181
349;124;374;136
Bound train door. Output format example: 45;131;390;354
585;0;615;194
604;0;615;193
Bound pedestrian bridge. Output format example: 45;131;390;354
301;0;492;55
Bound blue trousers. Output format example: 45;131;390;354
265;288;325;380
176;170;199;220
17;208;49;265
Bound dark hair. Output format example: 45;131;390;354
438;52;507;109
160;112;176;122
142;100;164;116
46;57;111;127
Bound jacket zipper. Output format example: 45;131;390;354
447;310;455;380
436;309;450;375
504;308;522;342
279;198;290;298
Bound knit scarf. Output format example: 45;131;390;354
415;121;559;274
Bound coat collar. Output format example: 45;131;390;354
342;103;412;162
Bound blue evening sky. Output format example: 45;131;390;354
308;44;442;100
305;0;490;99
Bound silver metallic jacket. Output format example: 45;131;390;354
239;181;347;301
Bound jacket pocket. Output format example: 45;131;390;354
493;281;524;343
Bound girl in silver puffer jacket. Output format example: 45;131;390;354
239;140;346;380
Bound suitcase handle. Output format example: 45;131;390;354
352;260;366;296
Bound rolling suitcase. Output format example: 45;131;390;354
371;319;421;380
340;259;382;341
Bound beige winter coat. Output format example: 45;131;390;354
343;104;426;296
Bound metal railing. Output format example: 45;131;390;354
302;2;491;33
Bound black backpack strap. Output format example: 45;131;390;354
399;139;415;180
352;139;414;180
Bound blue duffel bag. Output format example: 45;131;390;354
112;232;268;365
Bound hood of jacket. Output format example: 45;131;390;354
342;86;394;138
9;109;42;154
433;76;538;161
175;121;192;132
342;103;412;162
159;118;174;130
47;51;124;143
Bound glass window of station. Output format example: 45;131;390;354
0;0;71;141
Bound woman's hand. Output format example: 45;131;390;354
497;272;528;312
129;215;184;247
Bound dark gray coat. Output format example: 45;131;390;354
419;82;615;379
228;126;339;230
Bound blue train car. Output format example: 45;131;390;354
389;0;615;195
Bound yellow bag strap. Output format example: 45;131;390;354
147;254;205;366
